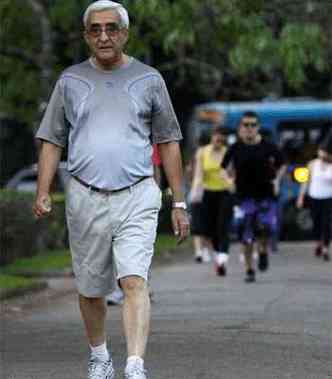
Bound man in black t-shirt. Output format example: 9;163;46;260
222;111;284;283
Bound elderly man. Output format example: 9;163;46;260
33;1;189;378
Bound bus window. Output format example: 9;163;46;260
278;120;331;164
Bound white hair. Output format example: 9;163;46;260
83;0;129;29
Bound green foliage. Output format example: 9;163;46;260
2;249;71;275
229;17;278;75
279;23;326;88
0;58;40;123
0;190;68;266
123;0;329;98
154;233;178;256
0;274;39;290
0;0;330;127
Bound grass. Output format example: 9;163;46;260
2;249;72;275
0;274;40;291
155;233;179;255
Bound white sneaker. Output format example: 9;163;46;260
106;289;124;306
124;363;148;379
88;357;114;379
194;250;203;263
215;252;229;265
214;252;228;276
202;248;211;263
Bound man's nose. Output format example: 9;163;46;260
100;29;110;41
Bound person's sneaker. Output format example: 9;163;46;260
315;246;322;257
124;363;148;379
258;253;269;272
202;248;211;263
88;357;114;379
245;269;256;283
323;252;330;262
106;289;124;306
214;252;228;276
194;251;203;263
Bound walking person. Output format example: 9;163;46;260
188;139;212;263
297;135;332;261
33;2;189;378
222;111;284;283
192;127;234;275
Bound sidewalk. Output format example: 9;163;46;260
1;242;331;379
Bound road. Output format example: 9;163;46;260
1;242;332;379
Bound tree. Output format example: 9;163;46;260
0;0;90;126
0;0;330;128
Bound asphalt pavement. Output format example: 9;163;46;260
1;242;331;379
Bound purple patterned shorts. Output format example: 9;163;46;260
238;198;277;243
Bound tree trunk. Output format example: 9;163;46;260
27;0;54;108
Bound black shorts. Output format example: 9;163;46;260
190;202;205;235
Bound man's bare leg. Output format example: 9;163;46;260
257;236;269;255
243;242;256;282
79;295;107;347
121;276;150;358
193;236;203;262
79;295;114;378
243;242;254;271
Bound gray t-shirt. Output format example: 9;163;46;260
36;57;182;190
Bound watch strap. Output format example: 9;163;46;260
172;201;187;210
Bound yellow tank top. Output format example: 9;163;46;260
202;145;229;191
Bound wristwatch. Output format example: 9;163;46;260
172;201;187;210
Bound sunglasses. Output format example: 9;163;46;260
242;122;258;128
87;22;122;38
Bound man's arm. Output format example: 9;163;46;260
158;141;190;243
33;141;62;218
296;161;312;208
189;148;204;203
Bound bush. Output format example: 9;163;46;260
0;190;67;266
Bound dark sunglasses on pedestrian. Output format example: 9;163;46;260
87;22;122;38
242;122;258;128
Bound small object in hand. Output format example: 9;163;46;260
42;198;52;212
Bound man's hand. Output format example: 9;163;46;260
33;193;52;219
171;208;190;244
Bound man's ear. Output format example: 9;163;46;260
122;29;129;44
83;30;89;45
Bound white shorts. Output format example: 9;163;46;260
65;177;162;297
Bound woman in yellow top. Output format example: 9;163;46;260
191;127;234;276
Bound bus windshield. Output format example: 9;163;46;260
278;119;331;164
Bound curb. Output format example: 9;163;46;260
4;268;74;278
0;280;48;301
